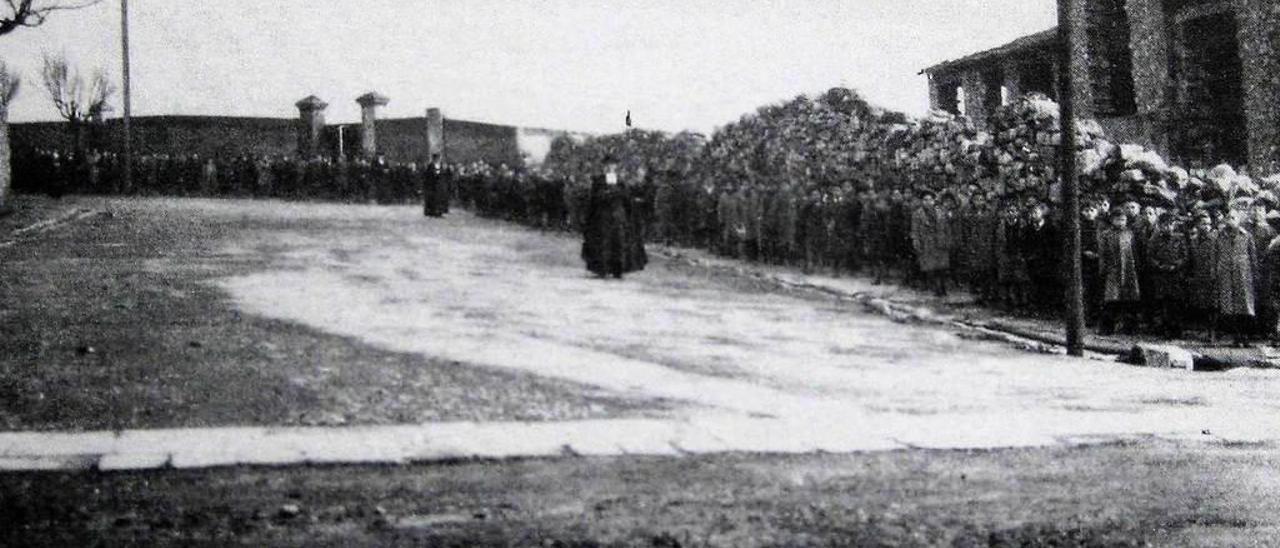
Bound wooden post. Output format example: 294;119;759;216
1058;0;1086;356
121;0;133;193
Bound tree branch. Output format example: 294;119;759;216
1;0;102;37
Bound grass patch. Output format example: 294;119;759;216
1;440;1277;546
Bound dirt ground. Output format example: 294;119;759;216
5;195;1280;438
4;195;1280;546
4;439;1280;546
0;196;666;431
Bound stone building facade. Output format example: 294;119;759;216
923;0;1280;174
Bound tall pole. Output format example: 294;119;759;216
120;0;133;192
1057;0;1085;357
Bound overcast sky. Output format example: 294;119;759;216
0;0;1055;134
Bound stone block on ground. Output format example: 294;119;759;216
1132;343;1195;370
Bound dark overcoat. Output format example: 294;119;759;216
1188;232;1219;311
1145;230;1188;301
1214;227;1257;317
910;205;951;273
423;162;452;217
581;175;646;277
1098;228;1140;303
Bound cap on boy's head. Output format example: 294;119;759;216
918;188;936;199
1109;208;1128;220
1158;211;1178;224
603;154;618;164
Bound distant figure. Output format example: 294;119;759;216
581;155;646;279
910;189;951;297
423;153;451;217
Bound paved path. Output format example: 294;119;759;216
5;409;1279;472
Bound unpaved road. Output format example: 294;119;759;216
133;196;1280;447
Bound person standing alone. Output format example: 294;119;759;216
582;155;647;279
423;153;452;217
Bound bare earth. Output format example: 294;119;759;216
201;196;1276;445
4;196;1280;545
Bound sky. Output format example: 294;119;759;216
0;0;1056;134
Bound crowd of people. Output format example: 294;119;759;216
12;148;432;205
472;158;1280;344
14;84;1280;344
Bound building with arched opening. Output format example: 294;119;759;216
922;0;1279;174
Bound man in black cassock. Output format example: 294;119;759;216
423;153;452;217
581;155;647;279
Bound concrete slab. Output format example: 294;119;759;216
685;417;820;454
172;446;307;469
296;428;414;465
410;422;568;461
0;431;121;456
0;454;98;472
98;452;171;471
117;427;267;455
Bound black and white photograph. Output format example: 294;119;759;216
1;0;1279;545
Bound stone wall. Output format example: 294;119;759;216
368;116;528;166
1083;0;1137;117
443;119;521;166
11;113;577;168
959;70;988;121
374;117;429;163
1238;0;1280;173
10;116;298;158
1125;0;1172;155
1067;0;1097;118
0;119;9;209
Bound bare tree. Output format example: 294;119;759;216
41;52;114;153
0;60;18;112
42;52;114;123
0;0;102;37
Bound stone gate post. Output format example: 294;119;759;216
295;95;328;158
425;107;444;160
356;92;389;158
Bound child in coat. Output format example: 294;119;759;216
1214;208;1258;345
1098;209;1141;334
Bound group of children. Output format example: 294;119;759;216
900;188;1280;344
707;179;1280;344
1078;196;1280;343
